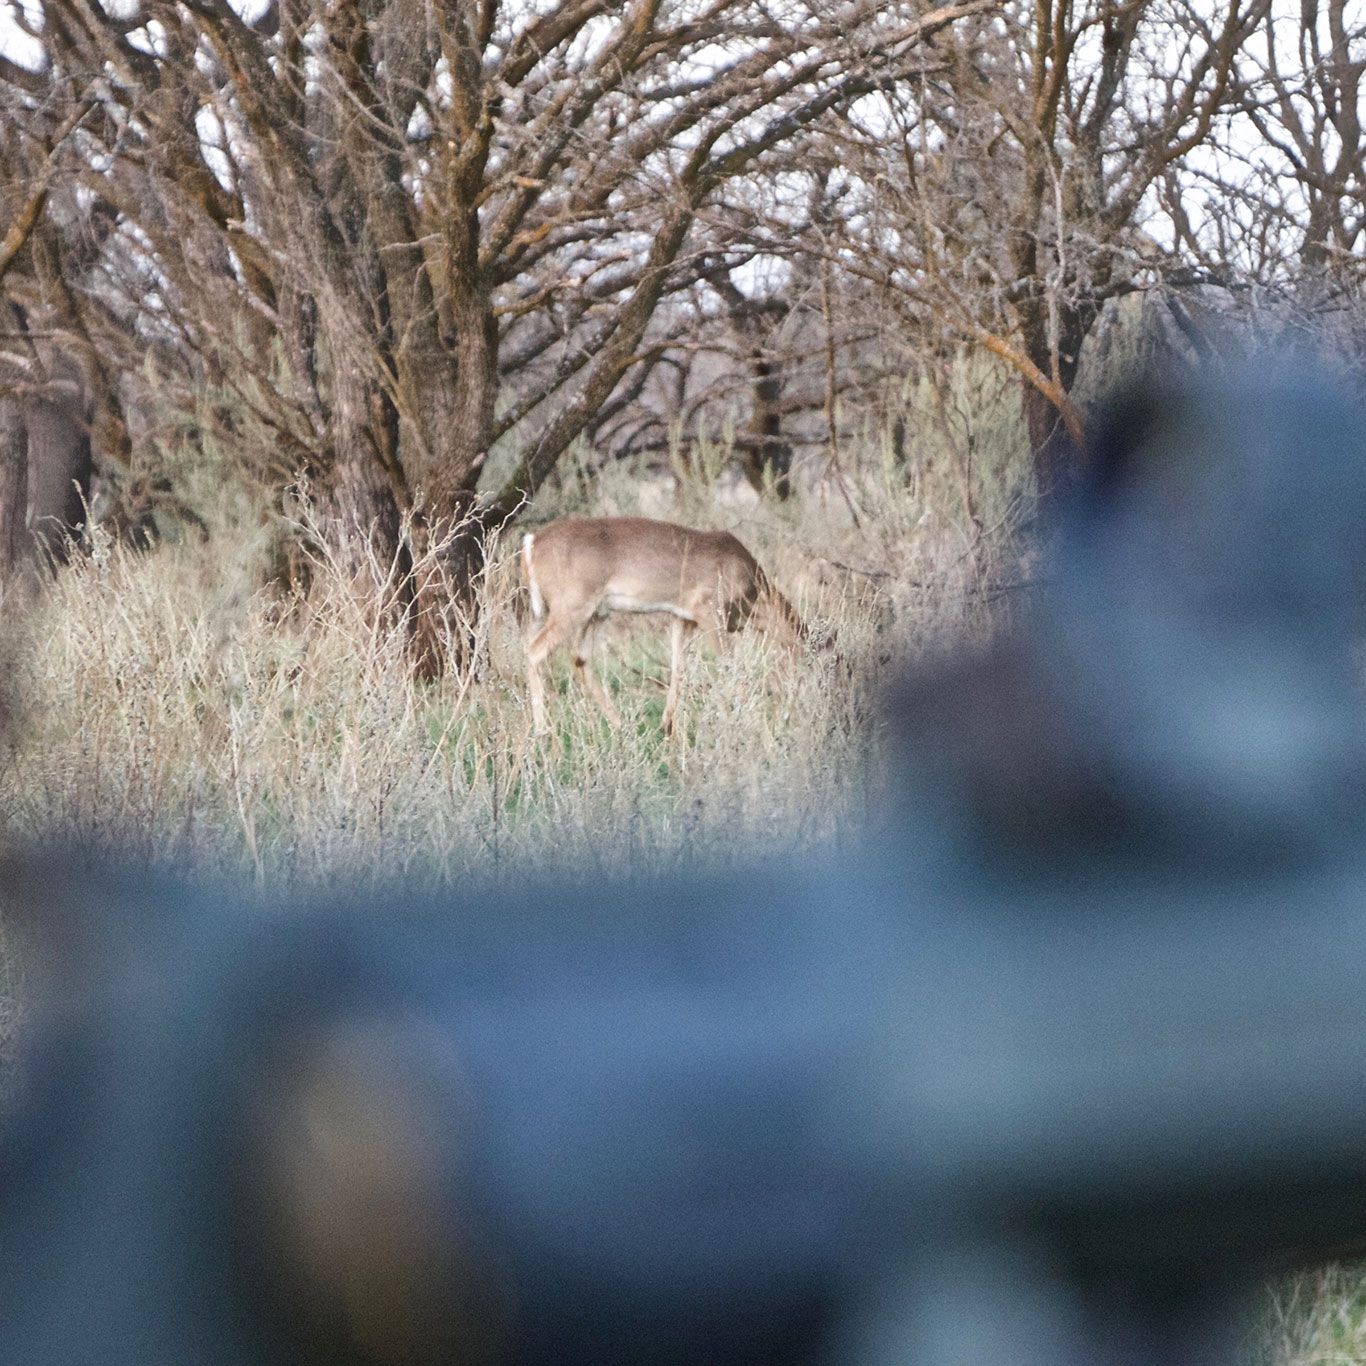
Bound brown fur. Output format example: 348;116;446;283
521;516;808;735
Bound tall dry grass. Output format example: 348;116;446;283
1257;1269;1366;1366
0;435;1017;892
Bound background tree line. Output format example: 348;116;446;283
1;0;1362;673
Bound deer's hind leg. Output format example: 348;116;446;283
525;614;568;735
571;616;622;727
527;602;597;735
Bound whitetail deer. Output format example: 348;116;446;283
521;516;812;735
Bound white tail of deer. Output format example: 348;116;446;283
521;516;812;735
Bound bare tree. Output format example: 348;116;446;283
802;0;1270;502
1246;0;1366;278
0;391;26;579
0;0;990;670
1156;0;1366;347
0;66;102;578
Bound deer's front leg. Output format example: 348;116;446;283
661;616;695;737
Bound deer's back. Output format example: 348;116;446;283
529;517;760;609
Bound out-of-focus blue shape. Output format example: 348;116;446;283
3;358;1366;1365
873;357;1366;1364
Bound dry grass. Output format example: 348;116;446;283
1258;1270;1366;1366
0;448;1008;891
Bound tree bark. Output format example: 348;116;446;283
408;490;486;683
24;392;91;565
738;354;793;499
707;271;793;498
1016;297;1095;510
320;373;411;601
1021;380;1082;508
0;397;27;581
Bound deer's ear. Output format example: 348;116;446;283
244;1016;503;1366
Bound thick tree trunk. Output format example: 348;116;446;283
1017;299;1094;512
24;392;91;565
292;268;495;680
740;355;793;499
402;278;498;679
710;271;792;499
0;398;27;581
438;281;498;501
318;368;497;683
1021;381;1082;506
407;492;486;683
320;376;412;612
321;34;497;680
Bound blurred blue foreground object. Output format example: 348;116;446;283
3;357;1366;1365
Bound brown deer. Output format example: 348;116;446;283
521;516;812;735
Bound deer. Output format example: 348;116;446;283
520;515;813;735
